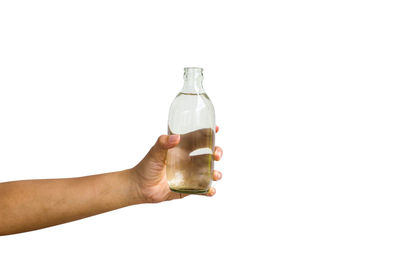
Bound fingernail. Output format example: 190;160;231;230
168;135;179;144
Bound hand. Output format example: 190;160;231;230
132;126;223;203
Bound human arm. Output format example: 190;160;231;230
0;127;223;235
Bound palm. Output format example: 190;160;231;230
134;149;183;203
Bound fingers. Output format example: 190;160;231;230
149;134;180;162
213;146;223;161
216;125;219;133
213;170;222;181
204;187;216;197
166;134;180;148
154;134;180;150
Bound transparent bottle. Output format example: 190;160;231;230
167;67;216;194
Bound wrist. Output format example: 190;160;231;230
124;167;147;205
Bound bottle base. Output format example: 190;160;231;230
170;187;210;194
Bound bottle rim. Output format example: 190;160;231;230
184;67;203;72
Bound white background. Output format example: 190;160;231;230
0;0;399;266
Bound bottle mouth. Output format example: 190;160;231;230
184;67;203;81
184;67;203;72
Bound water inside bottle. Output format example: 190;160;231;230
166;128;215;194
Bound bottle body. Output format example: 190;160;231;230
167;68;216;194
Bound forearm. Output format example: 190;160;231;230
0;169;143;235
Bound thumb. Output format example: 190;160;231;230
149;134;180;162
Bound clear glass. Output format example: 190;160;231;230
166;67;216;194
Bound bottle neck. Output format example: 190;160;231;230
181;67;205;94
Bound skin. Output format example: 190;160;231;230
0;126;223;235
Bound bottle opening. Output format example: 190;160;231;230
184;67;203;78
184;67;203;72
184;67;203;79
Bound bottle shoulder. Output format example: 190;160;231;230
169;93;214;111
168;92;215;134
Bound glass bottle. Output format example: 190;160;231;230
167;67;216;194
